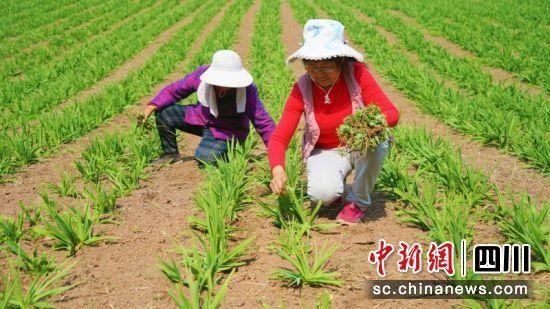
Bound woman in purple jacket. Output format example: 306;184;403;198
141;50;276;165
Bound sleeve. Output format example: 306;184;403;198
354;62;399;127
267;83;304;170
246;84;277;147
149;67;204;110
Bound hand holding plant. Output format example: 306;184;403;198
270;165;288;195
138;104;157;128
337;105;390;155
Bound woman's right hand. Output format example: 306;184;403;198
140;104;158;125
270;165;288;195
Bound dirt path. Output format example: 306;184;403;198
387;9;546;97
55;1;256;307
320;3;550;202
222;2;458;308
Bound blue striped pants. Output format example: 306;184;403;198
155;104;228;165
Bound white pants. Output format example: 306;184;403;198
306;140;391;208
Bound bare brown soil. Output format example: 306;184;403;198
50;1;250;307
56;141;203;308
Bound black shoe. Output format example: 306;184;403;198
152;152;182;165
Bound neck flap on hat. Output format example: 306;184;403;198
197;81;246;118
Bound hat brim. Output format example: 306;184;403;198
200;67;253;88
286;41;363;64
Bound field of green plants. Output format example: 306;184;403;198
0;0;548;308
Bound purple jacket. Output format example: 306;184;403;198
150;65;276;146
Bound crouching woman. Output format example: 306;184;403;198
142;50;276;165
268;20;399;225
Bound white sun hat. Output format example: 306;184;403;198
287;19;363;64
200;50;253;88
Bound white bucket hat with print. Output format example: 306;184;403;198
200;49;253;88
286;19;363;64
198;50;251;118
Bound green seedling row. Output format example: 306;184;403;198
315;0;549;172
0;1;65;29
0;0;156;83
376;126;548;305
0;0;98;40
0;0;226;304
372;0;549;92
349;0;547;123
252;0;340;294
440;0;547;28
389;0;549;56
0;116;162;303
0;0;120;61
0;0;202;125
0;0;223;179
156;1;258;307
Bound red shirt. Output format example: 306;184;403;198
268;62;399;170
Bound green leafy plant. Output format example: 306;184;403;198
106;165;141;197
169;269;235;309
0;214;25;243
18;201;42;227
494;194;549;271
337;105;390;155
1;260;76;308
83;184;118;217
184;233;253;286
46;172;79;198
272;226;341;287
160;258;185;285
37;203;113;256
6;240;57;276
161;234;251;305
260;186;337;234
39;191;59;211
314;291;333;309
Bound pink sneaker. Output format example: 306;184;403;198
336;202;365;225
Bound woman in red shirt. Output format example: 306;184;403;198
268;19;399;225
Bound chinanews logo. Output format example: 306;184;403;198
367;239;531;277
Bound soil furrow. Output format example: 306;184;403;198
54;1;242;307
221;2;457;308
